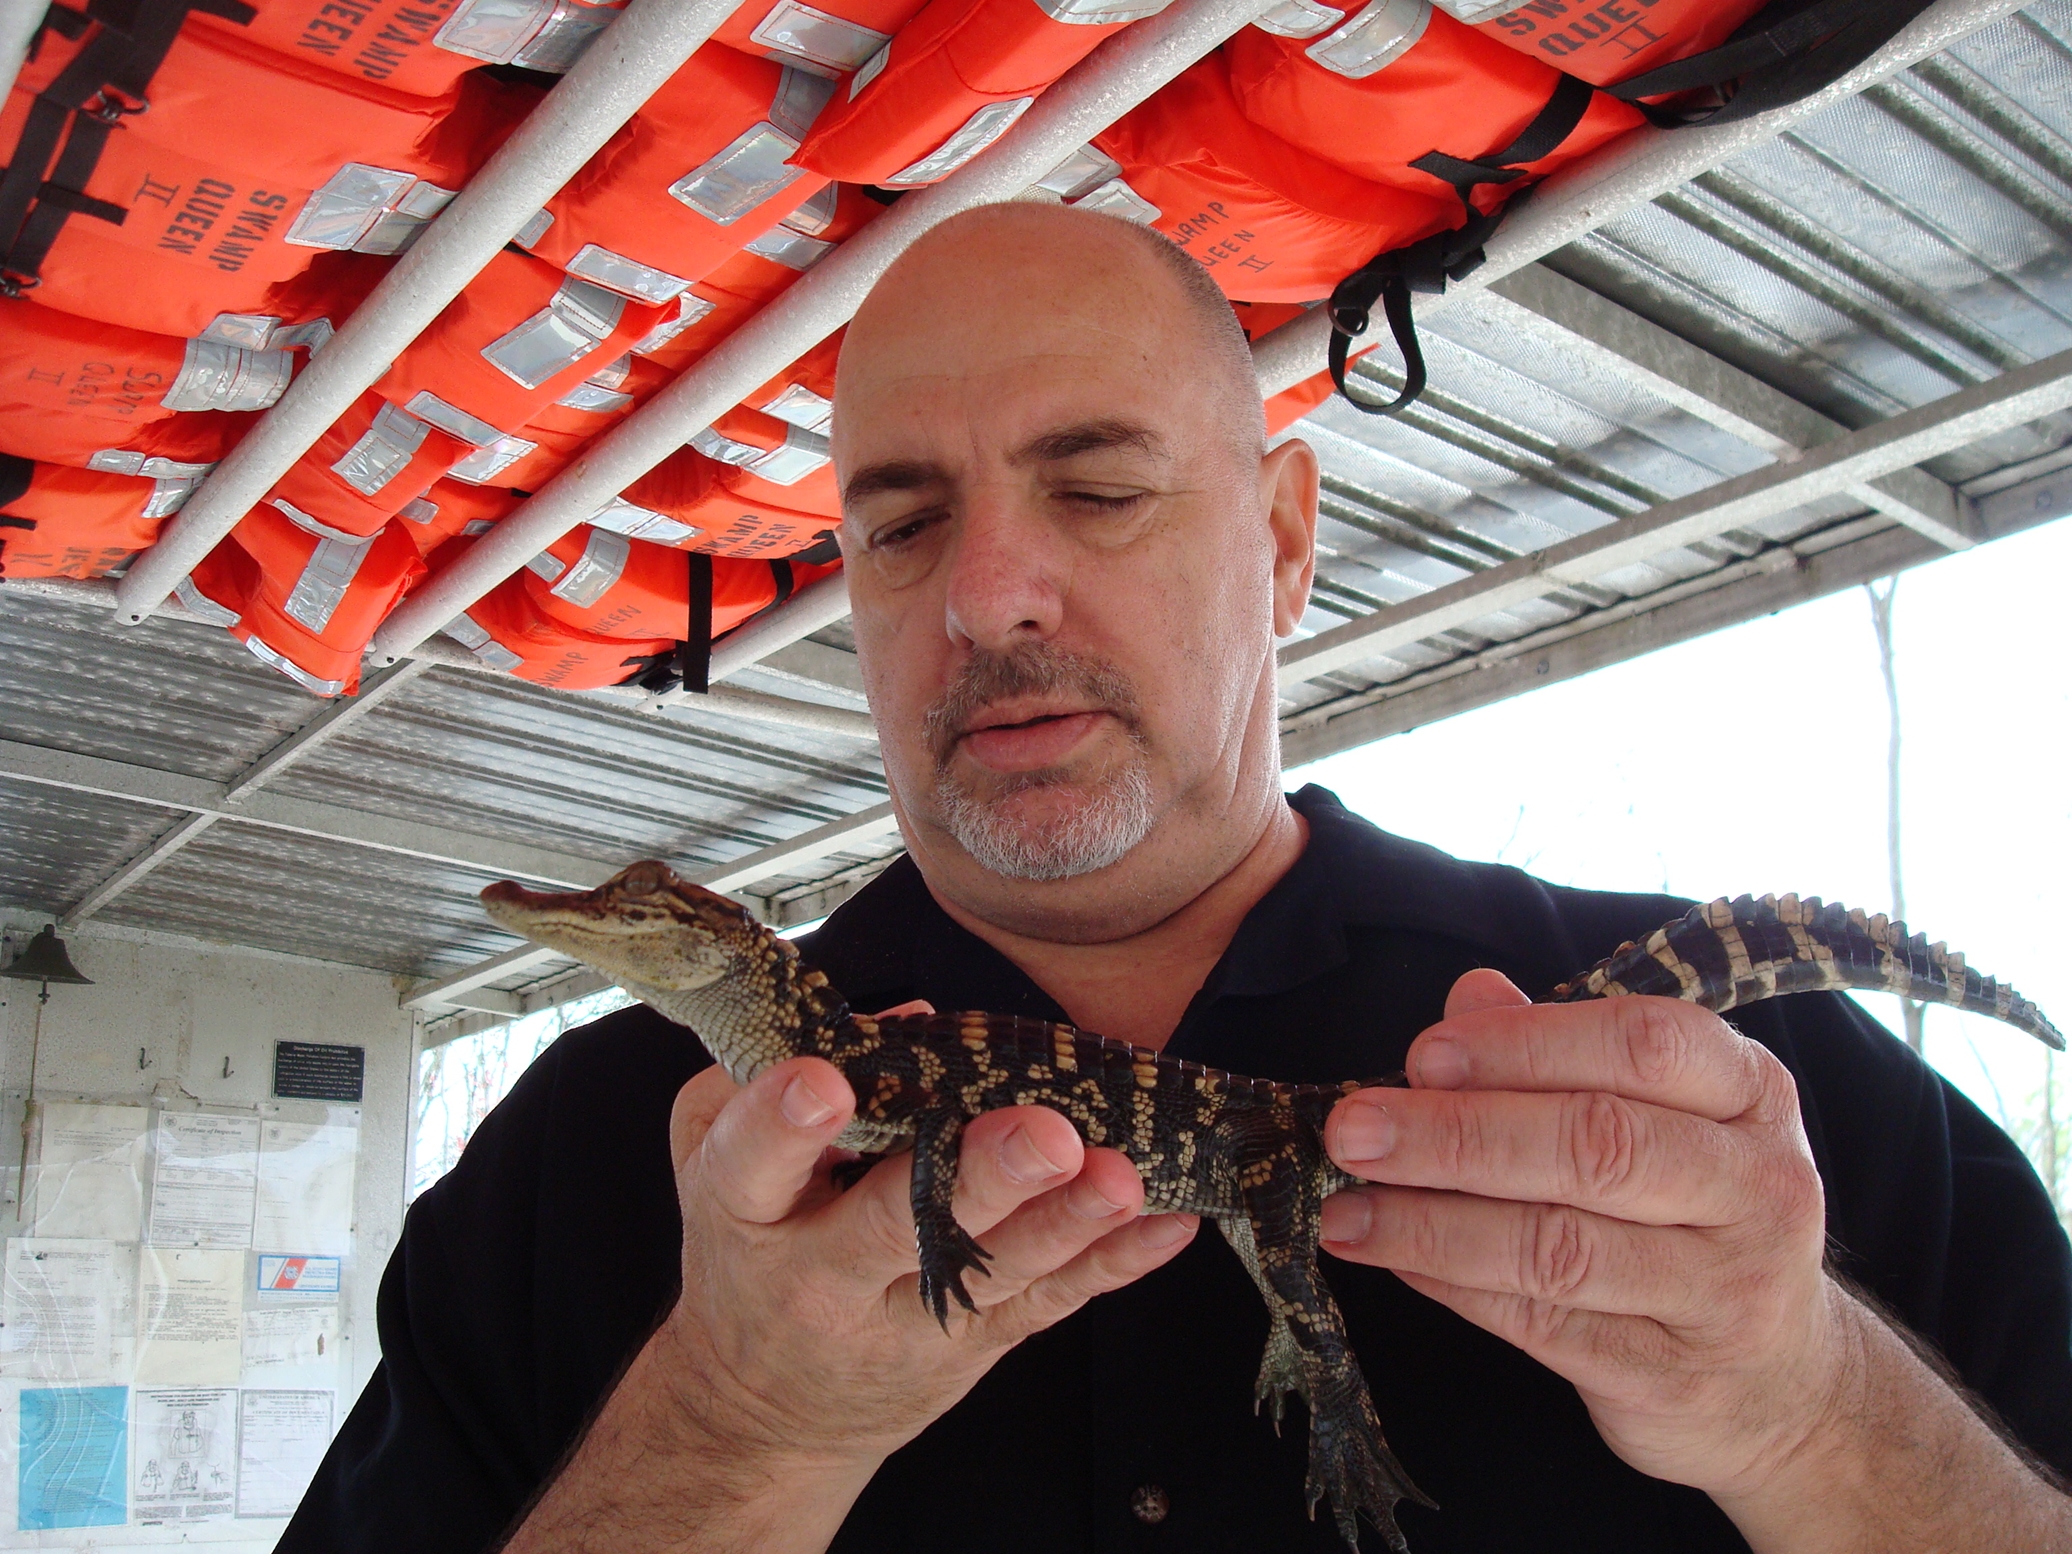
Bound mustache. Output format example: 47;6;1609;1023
922;642;1143;771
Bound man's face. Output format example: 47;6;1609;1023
833;208;1314;931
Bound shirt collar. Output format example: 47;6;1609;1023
800;785;1555;1015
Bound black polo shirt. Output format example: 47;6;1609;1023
284;786;2072;1553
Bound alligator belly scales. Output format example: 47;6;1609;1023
481;867;2062;1551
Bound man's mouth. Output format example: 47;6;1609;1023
956;706;1109;774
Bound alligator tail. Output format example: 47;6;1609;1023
1547;893;2064;1051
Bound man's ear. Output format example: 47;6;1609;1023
1261;437;1319;639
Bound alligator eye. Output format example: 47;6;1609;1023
616;862;671;898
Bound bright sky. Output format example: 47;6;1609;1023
1290;517;2072;1194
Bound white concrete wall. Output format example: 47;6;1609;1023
0;921;414;1549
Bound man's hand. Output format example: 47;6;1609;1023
507;1030;1197;1554
1319;969;2072;1552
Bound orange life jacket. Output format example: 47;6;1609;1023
180;499;426;694
393;475;519;553
446;532;839;690
194;0;622;97
1225;5;1642;211
1458;0;1763;85
1;13;534;336
1076;53;1455;303
371;248;672;456
794;0;1174;187
0;453;196;576
713;0;925;77
517;48;840;308
0;298;292;464
266;389;472;537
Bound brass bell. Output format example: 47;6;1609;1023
0;926;93;1002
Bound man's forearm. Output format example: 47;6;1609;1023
500;1319;876;1554
1715;1280;2072;1554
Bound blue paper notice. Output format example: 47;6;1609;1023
19;1386;127;1530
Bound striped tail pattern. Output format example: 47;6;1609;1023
1547;893;2064;1052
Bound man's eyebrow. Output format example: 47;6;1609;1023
842;459;946;505
1011;419;1166;466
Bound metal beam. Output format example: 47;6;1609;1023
1251;0;2033;399
366;0;1283;664
1473;266;1980;549
112;0;744;622
401;799;901;1010
1282;463;2071;767
1277;347;2072;690
61;659;435;926
0;738;610;888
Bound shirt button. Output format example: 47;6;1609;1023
1131;1484;1170;1525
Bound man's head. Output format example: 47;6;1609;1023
833;201;1317;942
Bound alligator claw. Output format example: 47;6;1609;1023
916;1219;992;1330
1304;1395;1433;1552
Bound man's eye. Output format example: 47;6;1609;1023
1061;490;1144;510
869;512;938;550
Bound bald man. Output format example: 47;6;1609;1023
285;205;2072;1554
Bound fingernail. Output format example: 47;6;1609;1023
1066;1176;1128;1220
1332;1098;1396;1164
1320;1192;1372;1244
779;1072;838;1128
1415;1036;1469;1090
999;1124;1069;1185
1138;1213;1197;1249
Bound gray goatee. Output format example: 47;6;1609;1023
923;643;1154;882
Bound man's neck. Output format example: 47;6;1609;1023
929;800;1310;1050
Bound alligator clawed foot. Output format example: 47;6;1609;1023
916;1218;992;1330
1253;1321;1308;1432
1304;1403;1432;1552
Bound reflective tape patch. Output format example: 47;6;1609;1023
245;636;347;696
199;312;281;349
1254;0;1345;36
1035;144;1122;201
771;64;837;139
88;451;214;480
143;475;203;518
690;427;763;470
630;293;716;356
1033;0;1172;21
849;40;889;98
481;277;626;389
748;425;831;485
749;0;889;72
445;612;524;671
781;182;839;236
174;575;241;627
287;164;415;249
590;496;700;545
549;527;629;608
163;339;294;413
400;497;440;524
1307;0;1430;77
586;353;633;390
283;531;376;633
332;402;432;495
273;319;335;353
447;435;538;483
669;125;807;225
436;0;619;68
1070;177;1160;225
526;551;566;582
357;180;457;256
762;382;833;432
463;518;498;535
884;98;1034;187
565;243;690;305
270;497;368;545
513;208;556;249
744;226;833;271
407;391;507;447
556;382;634;412
1431;0;1511;19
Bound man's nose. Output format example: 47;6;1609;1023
941;490;1065;653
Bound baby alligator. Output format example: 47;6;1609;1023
481;867;2061;1551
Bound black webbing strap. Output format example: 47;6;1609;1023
792;530;840;566
1407;74;1595;222
0;0;255;290
0;455;35;509
1326;207;1505;417
677;551;714;695
1605;0;1934;125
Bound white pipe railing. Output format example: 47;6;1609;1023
364;0;1284;664
110;0;744;624
1251;0;2033;398
0;0;43;102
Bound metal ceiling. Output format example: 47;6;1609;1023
4;0;2070;1033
